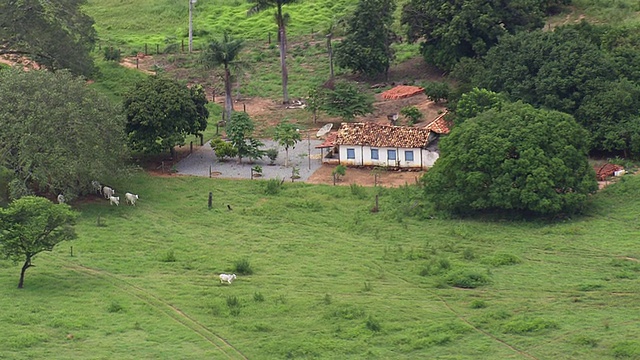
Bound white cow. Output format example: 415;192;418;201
103;186;114;199
109;196;120;206
125;192;139;206
91;180;102;195
219;274;237;284
57;194;66;204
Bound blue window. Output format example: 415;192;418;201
387;149;396;161
347;148;356;159
371;148;379;160
405;150;414;162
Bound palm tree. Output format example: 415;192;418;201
200;32;244;122
248;0;299;105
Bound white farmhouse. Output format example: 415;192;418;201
317;117;450;170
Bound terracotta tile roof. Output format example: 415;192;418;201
423;110;451;134
335;122;432;149
381;85;424;100
594;163;623;181
315;132;338;148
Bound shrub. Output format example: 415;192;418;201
445;270;490;288
233;258;253;275
332;165;346;181
107;301;124;313
463;248;475;260
366;316;381;332
252;165;263;177
264;178;283;195
486;253;521;267
419;257;452;276
612;341;640;358
211;139;237;161
502;317;558;335
103;47;121;62
265;148;278;164
159;250;177;263
226;295;240;308
253;292;265;302
350;183;367;199
470;300;487;309
400;106;423;125
422;81;450;103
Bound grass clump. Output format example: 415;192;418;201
159;249;177;263
611;341;640;358
366;316;381;332
349;183;367;199
420;257;452;276
485;253;521;266
107;301;124;313
502;317;558;335
470;300;487;309
445;270;491;288
253;292;265;302
264;178;283;195
233;258;254;275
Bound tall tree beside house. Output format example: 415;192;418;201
334;0;396;78
0;0;97;77
201;32;244;122
0;69;127;200
274;120;302;167
423;101;598;217
0;196;77;289
247;0;300;104
123;76;209;157
319;81;375;121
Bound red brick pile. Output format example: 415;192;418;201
595;163;623;181
381;85;424;100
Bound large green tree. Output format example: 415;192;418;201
466;23;640;155
201;32;244;122
124;76;209;157
248;0;300;104
334;0;396;78
423;101;597;216
401;0;551;70
319;81;375;121
0;69;127;199
0;0;97;77
0;196;77;288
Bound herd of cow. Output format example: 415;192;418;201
90;180;139;206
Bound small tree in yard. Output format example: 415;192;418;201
400;106;423;125
211;139;237;161
332;164;347;181
226;112;261;164
266;148;279;165
0;196;77;288
423;81;451;103
320;81;375;121
274;120;301;167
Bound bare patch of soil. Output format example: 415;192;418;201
306;164;424;187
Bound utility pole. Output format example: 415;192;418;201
188;0;197;53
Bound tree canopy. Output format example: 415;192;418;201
0;69;128;200
401;0;554;70
124;76;209;156
0;196;77;288
226;112;263;163
334;0;396;77
423;101;598;217
319;81;375;121
463;22;640;156
0;0;97;77
274;120;301;167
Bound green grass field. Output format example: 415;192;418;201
2;173;640;359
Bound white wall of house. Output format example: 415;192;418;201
339;145;439;169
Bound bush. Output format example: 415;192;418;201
400;106;423;125
486;253;521;267
253;292;265;302
470;300;487;309
350;183;367;199
264;178;283;195
445;270;490;288
332;165;346;181
211;139;237;161
422;81;450;103
265;148;278;164
366;316;381;332
159;250;177;263
233;258;253;275
107;301;124;313
103;47;121;62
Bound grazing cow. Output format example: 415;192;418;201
219;273;237;284
91;180;102;195
103;186;114;199
125;192;139;206
57;194;66;204
109;196;120;206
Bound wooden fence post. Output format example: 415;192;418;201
144;43;148;56
181;39;185;52
209;165;212;178
268;32;271;44
156;44;160;55
136;57;139;69
190;141;193;154
208;192;213;210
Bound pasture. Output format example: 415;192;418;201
2;173;640;359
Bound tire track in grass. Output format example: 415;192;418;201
367;261;539;360
64;263;247;360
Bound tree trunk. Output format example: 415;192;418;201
285;147;289;167
327;34;334;80
224;65;233;122
278;5;289;105
18;255;32;289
